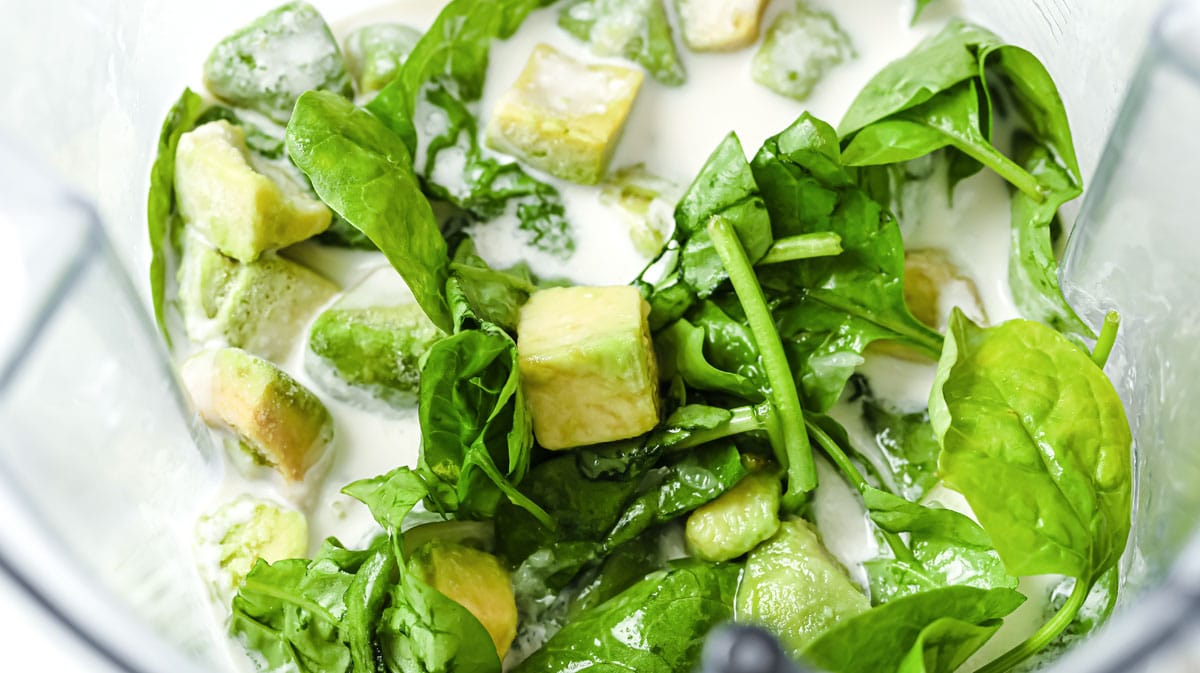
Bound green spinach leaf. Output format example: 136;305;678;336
656;318;761;400
861;397;940;501
514;562;741;673
802;586;1025;673
148;88;206;344
559;0;686;86
287;90;452;332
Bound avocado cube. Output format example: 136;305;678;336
600;164;679;257
307;299;444;408
752;3;854;101
686;471;781;561
517;286;659;450
675;0;767;52
485;44;643;185
178;234;337;362
182;348;333;482
176;120;332;262
203;1;352;123
344;23;422;92
735;520;870;656
409;541;518;658
196;496;308;593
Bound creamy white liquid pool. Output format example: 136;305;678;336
179;1;1050;671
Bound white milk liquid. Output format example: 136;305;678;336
181;1;1053;670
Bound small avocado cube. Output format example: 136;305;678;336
178;234;337;362
203;1;352;123
182;348;333;482
176;120;333;262
600;164;679;257
196;496;308;593
409;541;518;659
676;0;767;52
752;3;855;101
344;23;422;92
485;45;643;185
517;286;659;450
686;471;781;561
871;248;986;362
735;520;870;656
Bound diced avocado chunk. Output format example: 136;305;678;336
735;519;870;656
517;286;659;450
307;303;444;408
600;164;679;257
485;45;643;185
203;1;352;123
686;471;781;561
196;496;307;593
344;23;422;92
182;348;333;482
409;541;518;659
752;3;854;101
903;248;986;330
178;234;337;362
176;121;332;262
558;0;686;86
675;0;767;52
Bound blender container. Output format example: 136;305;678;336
0;0;1195;671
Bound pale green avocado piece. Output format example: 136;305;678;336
178;233;338;362
175;120;332;262
517;285;659;450
195;496;308;593
307;303;444;407
409;541;518;659
735;519;870;657
182;348;333;482
752;2;855;101
344;23;422;92
600;164;679;258
686;471;781;561
485;44;643;185
675;0;767;51
203;1;352;123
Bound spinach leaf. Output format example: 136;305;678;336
862;487;1016;604
861;397;940;501
802;586;1025;673
911;0;936;23
603;443;748;550
287;90;452;332
656;318;761;400
559;0;686;86
1008;135;1091;337
514;562;741;673
203;2;353;124
570;533;664;615
449;240;537;333
367;0;574;257
930;311;1132;583
418;325;552;526
752;113;942;411
148;88;206;344
928;311;1132;671
343;539;395;673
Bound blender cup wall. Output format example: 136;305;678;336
0;0;1193;671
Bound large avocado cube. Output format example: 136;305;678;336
203;1;352;123
195;496;308;593
344;23;422;92
178;234;337;362
675;0;767;52
735;520;870;657
485;45;643;185
409;541;518;658
686;471;781;561
176;120;332;262
182;348;333;482
752;3;855;101
517;286;659;450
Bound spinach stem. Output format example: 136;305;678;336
951;137;1045;202
975;577;1091;673
805;418;916;565
1091;311;1120;368
758;233;843;265
707;215;817;504
674;403;770;450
